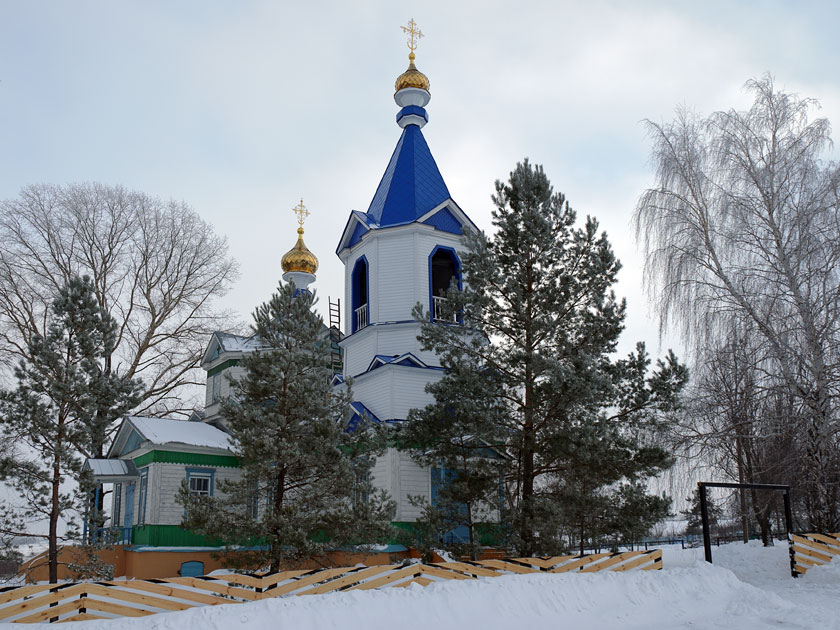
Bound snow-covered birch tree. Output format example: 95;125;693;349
635;76;840;530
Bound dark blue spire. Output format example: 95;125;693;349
365;125;451;227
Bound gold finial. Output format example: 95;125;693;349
293;198;309;229
401;18;423;58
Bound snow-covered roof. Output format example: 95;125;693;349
127;416;233;451
214;331;266;353
202;326;333;367
83;458;139;480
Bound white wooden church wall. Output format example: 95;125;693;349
204;364;246;421
373;231;415;322
351;367;443;421
341;225;466;336
368;449;430;522
110;464;242;528
153;463;242;526
341;229;467;377
343;332;377;377
369;452;391;506
397;451;431;521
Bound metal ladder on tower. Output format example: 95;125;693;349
328;297;343;375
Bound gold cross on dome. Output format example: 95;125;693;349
401;18;423;53
293;199;309;227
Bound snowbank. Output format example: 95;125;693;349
34;544;840;630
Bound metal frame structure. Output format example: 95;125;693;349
697;481;796;577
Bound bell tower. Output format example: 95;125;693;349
334;22;478;523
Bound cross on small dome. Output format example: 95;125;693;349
281;199;318;275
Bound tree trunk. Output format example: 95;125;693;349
736;439;749;544
520;433;535;556
749;488;773;546
467;502;477;562
270;467;286;573
49;428;63;584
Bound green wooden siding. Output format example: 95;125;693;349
131;524;224;547
207;359;240;377
132;450;239;468
130;521;495;548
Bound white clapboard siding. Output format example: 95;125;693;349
375;232;416;322
343;328;378;377
351;364;442;421
221;366;245;397
342;226;466;330
370;450;392;501
397;451;431;522
153;463;243;526
372;324;440;367
343;323;449;377
389;368;442;418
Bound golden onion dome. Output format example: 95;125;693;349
395;52;430;93
281;227;319;275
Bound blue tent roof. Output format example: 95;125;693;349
365;125;451;227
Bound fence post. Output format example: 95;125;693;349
783;491;797;578
700;483;713;563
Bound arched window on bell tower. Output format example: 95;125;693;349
351;256;369;332
429;246;461;322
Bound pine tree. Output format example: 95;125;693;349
400;358;508;560
180;281;394;571
408;160;687;556
682;488;722;536
0;276;141;582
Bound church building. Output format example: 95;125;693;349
82;24;490;576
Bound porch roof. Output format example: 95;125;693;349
83;458;140;482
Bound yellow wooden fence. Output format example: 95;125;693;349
0;549;662;623
791;533;840;576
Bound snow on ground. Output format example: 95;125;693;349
27;542;840;629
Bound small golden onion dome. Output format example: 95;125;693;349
395;52;430;93
281;227;319;274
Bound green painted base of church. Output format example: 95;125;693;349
131;524;223;547
130;521;503;548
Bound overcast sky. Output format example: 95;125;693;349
2;1;839;364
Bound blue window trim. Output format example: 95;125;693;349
247;476;259;520
113;482;122;526
124;482;135;528
138;467;149;525
186;467;216;497
351;255;370;333
427;245;462;323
